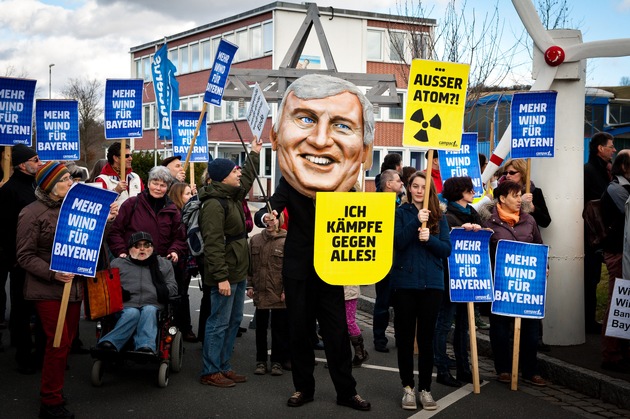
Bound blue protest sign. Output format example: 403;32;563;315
510;91;557;158
491;240;549;319
51;183;118;276
448;228;493;302
0;77;37;146
203;39;238;106
438;133;483;198
104;79;143;139
152;43;180;139
171;111;208;163
35;100;80;161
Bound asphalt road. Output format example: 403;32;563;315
0;279;585;419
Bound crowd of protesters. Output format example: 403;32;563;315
0;76;626;418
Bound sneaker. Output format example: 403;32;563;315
222;370;247;383
419;390;437;411
39;403;74;419
254;362;267;375
200;372;235;388
271;362;283;376
401;386;417;410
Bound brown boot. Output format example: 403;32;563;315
350;334;369;367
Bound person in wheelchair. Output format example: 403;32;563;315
97;231;178;354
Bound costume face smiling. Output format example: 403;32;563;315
271;91;368;198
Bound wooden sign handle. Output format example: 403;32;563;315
53;282;72;348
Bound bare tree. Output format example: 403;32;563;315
61;78;106;169
387;0;526;125
620;76;630;86
536;0;572;30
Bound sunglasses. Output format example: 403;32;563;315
133;242;153;249
125;154;131;158
506;170;520;176
27;156;41;163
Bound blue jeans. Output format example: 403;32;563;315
201;280;245;375
99;306;159;352
433;298;470;375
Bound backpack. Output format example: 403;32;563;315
583;199;608;250
181;197;229;257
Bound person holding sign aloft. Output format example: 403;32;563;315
16;161;118;419
479;180;547;387
500;158;551;229
391;171;452;411
433;176;482;387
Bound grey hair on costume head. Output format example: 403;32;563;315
148;166;173;187
274;74;375;145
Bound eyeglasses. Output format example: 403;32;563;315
59;175;73;183
124;154;132;158
133;242;153;249
27;156;40;163
603;145;616;150
506;170;520;176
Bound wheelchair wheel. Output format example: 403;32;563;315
157;362;170;388
170;331;183;373
91;360;104;387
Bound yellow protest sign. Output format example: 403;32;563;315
403;59;470;150
314;192;395;285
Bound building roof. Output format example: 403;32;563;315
129;1;436;53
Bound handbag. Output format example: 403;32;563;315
84;246;123;320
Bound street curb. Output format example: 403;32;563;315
358;294;630;410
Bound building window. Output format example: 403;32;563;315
251;26;262;58
201;40;211;69
263;21;273;54
134;59;142;79
366;149;381;178
264;147;272;176
213;103;222;122
191;96;201;111
179;45;189;73
190;43;200;72
389;31;406;62
411;32;426;59
410;151;424;170
143;104;154;129
367;29;383;60
212;37;222;61
388;93;405;121
236;30;248;62
168;49;178;74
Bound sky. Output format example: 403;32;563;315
1;0;629;99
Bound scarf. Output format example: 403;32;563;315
129;254;169;305
496;202;519;227
449;201;470;215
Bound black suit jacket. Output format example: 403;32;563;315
254;177;316;281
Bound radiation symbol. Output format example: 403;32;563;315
410;109;441;142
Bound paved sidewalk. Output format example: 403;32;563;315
356;284;630;417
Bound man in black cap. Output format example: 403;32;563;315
0;144;44;373
161;155;186;183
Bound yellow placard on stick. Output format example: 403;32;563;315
314;192;395;285
403;59;470;150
